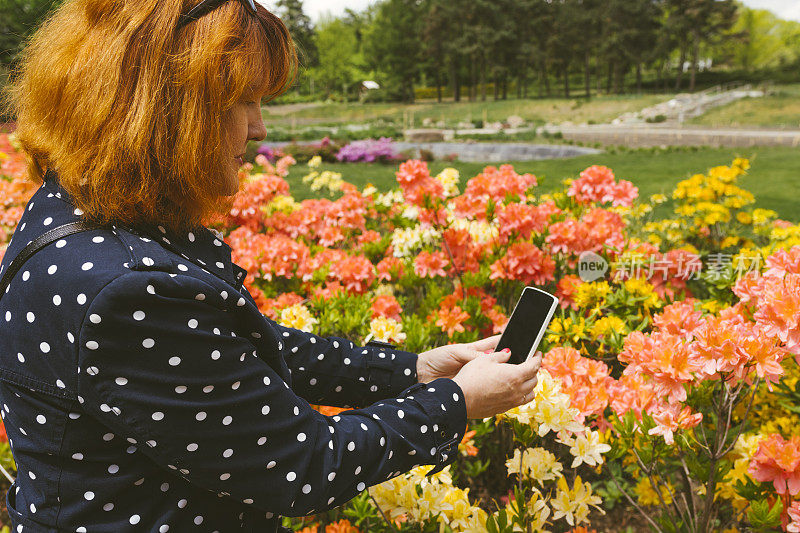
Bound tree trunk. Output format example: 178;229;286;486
606;59;613;94
494;72;500;100
636;63;642;94
584;51;591;99
408;79;415;104
436;67;442;103
543;60;551;97
613;62;623;94
675;43;686;91
523;60;529;98
563;64;570;98
469;53;477;101
480;55;487;101
689;34;699;93
502;72;508;100
453;56;460;102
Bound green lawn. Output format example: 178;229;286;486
689;84;800;129
282;146;800;222
263;93;667;129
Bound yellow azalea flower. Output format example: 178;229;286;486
504;488;551;532
649;193;667;205
551;475;603;527
557;430;612;468
505;447;563;483
590;316;627;341
278;304;318;332
409;464;453;489
701;300;723;314
0;151;8;162
752;208;778;225
362;183;378;197
435;168;461;197
375;190;404;207
368;316;406;344
573;281;611;310
720;236;739;249
634;477;673;506
733;157;750;170
307;155;322;168
736;211;752;225
265;195;300;214
622;278;661;310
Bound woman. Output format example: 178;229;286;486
0;0;542;531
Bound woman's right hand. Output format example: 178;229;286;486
452;349;543;419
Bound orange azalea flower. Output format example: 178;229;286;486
260;292;305;320
748;434;800;495
376;256;404;282
556;275;584;311
413;251;449;278
318;226;345;247
567;164;638;207
543;347;612;423
356;230;381;246
489;242;555;285
371;294;402;321
310;281;346;301
653;299;704;337
442;228;481;274
395;159;444;206
328;255;376;294
460;164;537;203
459;428;478;457
434;305;470;338
325;518;360;532
647;402;703;445
497;203;553;242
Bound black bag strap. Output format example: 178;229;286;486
0;221;106;303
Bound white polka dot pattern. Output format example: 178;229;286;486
0;174;467;531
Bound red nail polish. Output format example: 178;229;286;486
503;348;511;353
484;350;492;354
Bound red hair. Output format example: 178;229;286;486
2;0;297;234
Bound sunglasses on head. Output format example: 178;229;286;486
177;0;258;30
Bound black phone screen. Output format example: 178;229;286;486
495;287;559;365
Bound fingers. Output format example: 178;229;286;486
490;348;512;363
520;351;543;380
470;334;501;352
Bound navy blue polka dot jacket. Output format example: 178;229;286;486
0;170;468;532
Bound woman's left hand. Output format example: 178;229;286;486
415;334;502;383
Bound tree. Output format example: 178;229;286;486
310;16;362;100
0;0;64;68
275;0;318;68
714;6;800;70
362;0;423;103
665;0;737;91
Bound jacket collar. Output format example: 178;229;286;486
41;169;247;291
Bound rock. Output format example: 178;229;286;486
403;129;446;142
506;115;526;128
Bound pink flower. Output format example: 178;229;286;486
647;402;703;445
748;434;800;495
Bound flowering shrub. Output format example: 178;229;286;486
336;137;401;163
3;129;800;531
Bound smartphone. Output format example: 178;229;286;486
496;287;560;365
